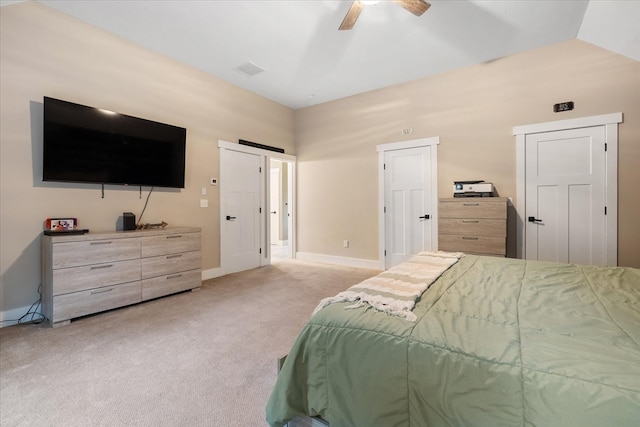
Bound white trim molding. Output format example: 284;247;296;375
0;305;39;328
513;113;622;136
296;252;381;271
202;268;225;281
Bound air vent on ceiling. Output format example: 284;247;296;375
235;61;266;76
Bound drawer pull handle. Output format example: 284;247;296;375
462;220;479;223
90;264;113;270
90;288;114;295
166;235;182;239
90;241;113;245
463;203;480;206
462;236;479;240
167;274;183;280
166;254;182;259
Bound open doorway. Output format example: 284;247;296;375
270;159;292;262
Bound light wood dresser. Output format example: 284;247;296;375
438;198;507;257
41;227;201;327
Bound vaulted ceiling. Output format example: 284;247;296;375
4;1;639;109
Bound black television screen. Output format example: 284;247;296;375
43;97;186;188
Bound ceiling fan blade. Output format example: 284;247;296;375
339;1;364;31
395;0;431;17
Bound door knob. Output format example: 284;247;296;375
226;215;236;221
271;211;277;214
419;214;430;220
528;216;542;223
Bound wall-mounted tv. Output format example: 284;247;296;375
43;97;186;188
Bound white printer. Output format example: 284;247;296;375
453;180;495;197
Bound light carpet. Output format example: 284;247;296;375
0;259;379;426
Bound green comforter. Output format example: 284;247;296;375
266;256;640;427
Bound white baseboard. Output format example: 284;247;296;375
0;305;41;328
202;267;225;281
296;252;382;270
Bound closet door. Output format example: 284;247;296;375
383;145;435;268
525;126;606;265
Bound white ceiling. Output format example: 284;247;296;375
4;1;640;109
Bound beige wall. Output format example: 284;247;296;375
2;2;639;321
295;39;640;267
0;3;295;318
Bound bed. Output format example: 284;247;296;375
266;253;640;427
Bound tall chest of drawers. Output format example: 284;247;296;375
438;198;507;257
41;227;201;327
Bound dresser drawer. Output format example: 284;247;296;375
141;232;201;258
142;269;201;301
52;259;141;296
141;250;201;279
52;238;141;268
439;235;506;256
439;200;506;219
52;281;141;323
439;218;506;237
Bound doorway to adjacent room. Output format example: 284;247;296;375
270;159;293;262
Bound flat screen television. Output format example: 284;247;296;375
43;97;186;188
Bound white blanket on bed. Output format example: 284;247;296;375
313;251;463;321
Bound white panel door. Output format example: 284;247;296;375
222;149;262;274
384;146;434;268
525;126;606;265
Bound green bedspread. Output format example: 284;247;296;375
266;256;640;427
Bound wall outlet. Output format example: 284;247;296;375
200;199;208;208
343;240;349;248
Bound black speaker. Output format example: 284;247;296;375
123;212;136;231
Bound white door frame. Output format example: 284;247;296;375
513;113;622;265
377;137;440;270
270;167;282;245
218;140;297;273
